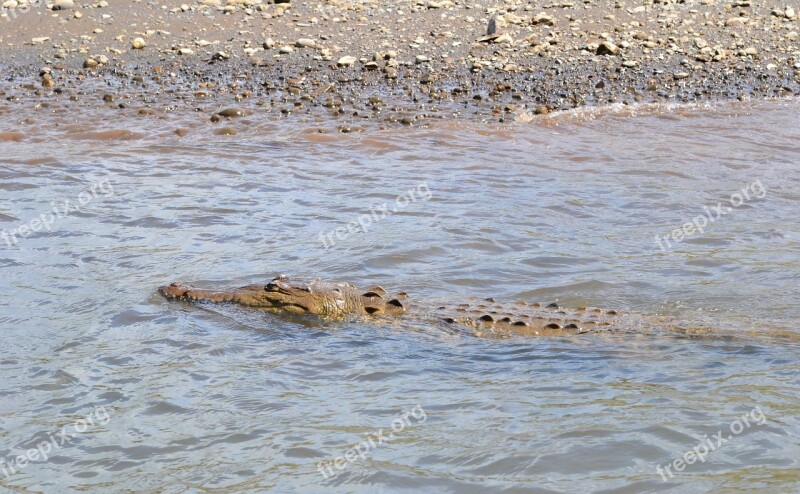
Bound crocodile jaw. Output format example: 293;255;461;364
158;277;365;318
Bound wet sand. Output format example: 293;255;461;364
0;0;798;129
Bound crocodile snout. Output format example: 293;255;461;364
159;282;187;299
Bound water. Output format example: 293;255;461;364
0;99;799;493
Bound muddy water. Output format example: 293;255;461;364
0;99;799;493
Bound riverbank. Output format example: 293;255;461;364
0;0;798;130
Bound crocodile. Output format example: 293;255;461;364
158;275;656;337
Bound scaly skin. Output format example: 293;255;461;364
159;275;638;337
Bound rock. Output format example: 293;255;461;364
263;38;275;49
52;0;74;10
786;7;796;19
83;58;99;68
296;38;316;48
505;13;525;25
415;55;430;63
279;46;294;54
486;15;498;35
132;37;146;49
217;108;244;118
177;48;193;55
337;55;357;67
532;13;555;26
622;60;637;68
494;33;513;44
597;41;620;56
674;72;690;80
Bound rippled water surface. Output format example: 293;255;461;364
1;100;799;493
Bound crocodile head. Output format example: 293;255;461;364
258;275;359;316
159;275;366;317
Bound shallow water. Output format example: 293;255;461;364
1;99;799;493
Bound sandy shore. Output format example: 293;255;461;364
0;0;798;128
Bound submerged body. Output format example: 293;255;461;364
159;275;649;337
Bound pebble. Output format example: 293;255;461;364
132;37;146;49
532;13;555;26
597;41;619;56
217;108;244;118
296;38;316;48
337;56;357;67
53;0;74;10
